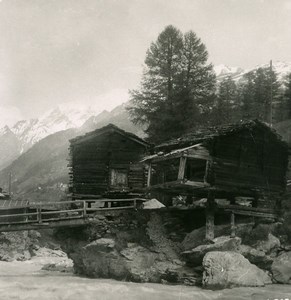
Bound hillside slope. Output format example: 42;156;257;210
0;126;22;170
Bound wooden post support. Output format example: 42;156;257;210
177;156;187;180
230;211;236;238
83;201;87;217
147;163;152;187
205;190;215;241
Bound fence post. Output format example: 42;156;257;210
37;206;42;223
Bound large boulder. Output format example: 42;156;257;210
254;233;280;256
78;238;200;284
81;238;129;279
182;236;241;266
119;244;159;282
271;251;291;283
182;225;229;251
182;223;253;251
239;244;273;270
240;223;281;250
203;251;272;289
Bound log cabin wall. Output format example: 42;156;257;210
149;121;288;208
68;125;149;197
209;127;288;196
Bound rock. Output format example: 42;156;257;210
182;236;241;266
32;247;67;258
240;223;280;248
81;238;129;279
255;233;280;255
41;260;74;273
182;223;253;251
66;236;200;284
239;244;273;270
28;230;41;239
271;251;291;283
15;250;31;261
0;231;36;261
143;199;165;209
203;251;272;289
89;238;115;251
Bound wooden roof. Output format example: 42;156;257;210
141;143;210;163
70;123;150;147
155;120;287;151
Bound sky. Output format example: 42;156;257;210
1;0;291;127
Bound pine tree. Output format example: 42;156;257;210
127;25;216;142
237;71;256;120
237;67;280;123
215;76;238;124
284;73;291;119
254;67;280;123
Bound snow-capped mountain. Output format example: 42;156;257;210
214;61;291;83
214;64;244;81
8;104;104;153
0;104;110;170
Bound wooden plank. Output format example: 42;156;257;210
0;212;37;219
41;215;84;222
219;204;275;214
147;163;152;187
177;157;187;180
227;209;277;219
41;208;84;215
86;206;135;211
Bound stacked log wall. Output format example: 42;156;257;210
69;131;147;196
209;127;288;203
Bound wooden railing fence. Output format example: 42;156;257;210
0;198;144;226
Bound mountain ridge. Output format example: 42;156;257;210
214;61;291;83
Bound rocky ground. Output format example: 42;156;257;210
0;229;73;273
53;209;291;289
2;209;291;291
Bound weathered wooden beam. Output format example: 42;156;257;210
147;180;209;190
147;163;152;187
177;156;187;180
227;210;277;219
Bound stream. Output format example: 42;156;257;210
0;260;291;300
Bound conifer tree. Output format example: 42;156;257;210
284;73;291;119
238;67;280;123
215;76;238;124
127;25;216;142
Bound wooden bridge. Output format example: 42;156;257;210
0;198;145;232
0;197;280;238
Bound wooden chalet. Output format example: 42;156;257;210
143;120;289;239
68;124;150;201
